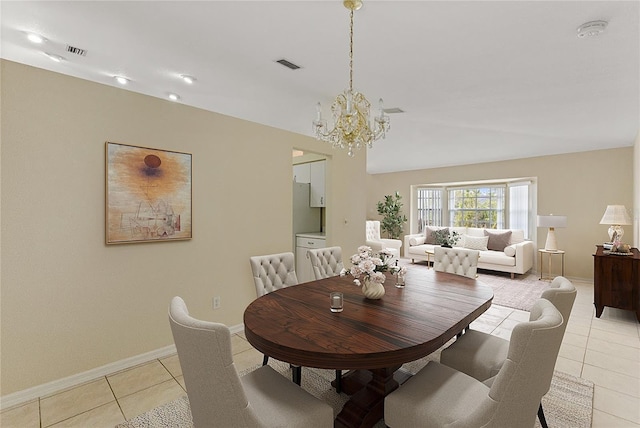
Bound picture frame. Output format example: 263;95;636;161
105;142;192;244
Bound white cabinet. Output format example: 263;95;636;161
296;235;326;283
309;160;326;207
293;163;310;183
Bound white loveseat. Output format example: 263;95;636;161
404;227;534;278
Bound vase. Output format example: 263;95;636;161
362;279;385;300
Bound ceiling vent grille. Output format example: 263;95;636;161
276;59;300;70
384;108;404;114
66;45;87;56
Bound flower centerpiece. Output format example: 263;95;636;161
340;246;406;299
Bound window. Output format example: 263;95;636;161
508;182;530;238
416;188;443;232
449;186;505;228
413;179;534;238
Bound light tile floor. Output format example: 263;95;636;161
2;279;639;427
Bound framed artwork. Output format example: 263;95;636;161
106;142;192;244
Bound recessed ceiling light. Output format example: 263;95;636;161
114;76;129;85
27;33;46;44
180;75;196;84
168;93;180;102
44;53;64;62
577;20;608;38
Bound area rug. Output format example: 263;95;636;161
400;259;551;311
116;351;594;428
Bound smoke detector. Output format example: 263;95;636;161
577;20;608;38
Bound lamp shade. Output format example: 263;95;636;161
537;214;567;251
599;205;632;225
537;215;568;228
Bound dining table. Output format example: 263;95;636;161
243;270;493;428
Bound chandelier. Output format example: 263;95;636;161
312;0;390;157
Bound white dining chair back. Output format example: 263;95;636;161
307;246;344;280
439;276;576;427
433;246;479;279
249;252;298;297
385;299;564;428
168;296;333;428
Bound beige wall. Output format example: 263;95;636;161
0;60;368;395
367;148;634;280
634;131;640;247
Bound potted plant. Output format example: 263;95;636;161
434;229;460;247
376;192;408;239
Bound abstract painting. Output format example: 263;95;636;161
106;142;192;244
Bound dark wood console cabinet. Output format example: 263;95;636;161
593;245;640;322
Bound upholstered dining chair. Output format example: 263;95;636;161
249;252;298;298
305;246;345;392
249;252;301;383
168;297;333;428
384;298;564;428
307;246;344;280
365;220;402;262
433;246;479;279
439;275;577;428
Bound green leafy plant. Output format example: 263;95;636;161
433;229;460;247
376;192;408;239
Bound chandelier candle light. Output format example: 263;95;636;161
313;0;390;157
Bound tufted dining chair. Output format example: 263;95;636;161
307;246;344;280
168;296;333;428
305;246;345;392
439;276;577;428
384;298;565;428
249;252;298;298
249;252;301;383
365;220;402;262
433;246;479;279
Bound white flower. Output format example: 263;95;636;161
371;272;386;284
342;246;392;287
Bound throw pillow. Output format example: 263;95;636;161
504;245;516;257
425;226;448;245
484;230;512;251
409;236;425;246
463;235;489;251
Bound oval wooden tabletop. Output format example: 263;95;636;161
244;270;493;369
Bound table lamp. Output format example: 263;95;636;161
537;214;567;251
599;205;632;243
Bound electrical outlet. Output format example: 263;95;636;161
213;296;221;310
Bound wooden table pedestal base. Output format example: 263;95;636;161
333;366;410;428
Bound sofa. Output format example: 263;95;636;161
404;226;534;278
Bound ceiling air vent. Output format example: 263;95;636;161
384;108;404;114
276;59;300;70
66;45;87;56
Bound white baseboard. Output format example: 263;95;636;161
1;323;245;411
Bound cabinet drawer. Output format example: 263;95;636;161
296;237;326;248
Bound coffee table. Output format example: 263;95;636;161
244;271;493;428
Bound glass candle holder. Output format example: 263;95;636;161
330;292;343;313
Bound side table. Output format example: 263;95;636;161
538;249;565;281
425;249;435;269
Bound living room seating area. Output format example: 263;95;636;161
404;226;535;278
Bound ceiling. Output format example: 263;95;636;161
1;1;638;174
